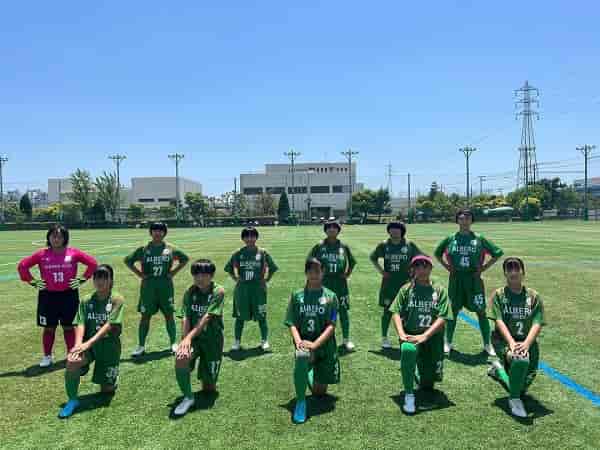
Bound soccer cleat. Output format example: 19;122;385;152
39;355;53;368
509;398;527;418
484;344;497;357
131;346;146;357
230;340;241;351
381;337;392;349
293;399;307;424
403;393;416;414
174;397;195;416
58;399;80;419
260;340;270;351
443;341;453;355
343;339;356;351
171;344;179;354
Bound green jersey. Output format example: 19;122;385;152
124;241;189;279
74;291;125;350
391;281;452;335
284;287;338;341
370;239;422;284
434;232;503;273
181;283;225;341
224;247;278;284
309;240;356;280
488;286;545;341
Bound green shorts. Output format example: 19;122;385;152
138;278;175;316
323;277;350;311
492;331;539;392
232;282;267;321
447;272;485;315
189;335;224;385
379;277;406;309
309;340;340;385
82;340;121;386
402;332;445;385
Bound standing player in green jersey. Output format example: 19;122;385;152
434;209;503;356
285;258;340;424
370;222;423;349
224;227;278;351
308;219;357;351
173;259;225;417
124;222;189;357
487;257;545;418
59;265;124;418
390;255;452;414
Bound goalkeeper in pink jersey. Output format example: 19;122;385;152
17;224;97;368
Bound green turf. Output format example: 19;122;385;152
1;222;599;449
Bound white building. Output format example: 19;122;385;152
240;162;362;218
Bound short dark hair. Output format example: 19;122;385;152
46;224;69;247
387;221;406;236
323;220;341;233
304;257;323;273
455;208;474;223
503;257;525;275
191;259;217;275
149;222;168;236
241;227;259;239
93;264;114;282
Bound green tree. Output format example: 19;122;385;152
277;191;291;222
428;182;439;201
89;198;106;222
351;190;375;222
127;204;145;221
19;194;32;219
69;169;94;220
372;188;391;222
95;171;119;220
184;192;209;223
159;205;177;219
255;192;276;216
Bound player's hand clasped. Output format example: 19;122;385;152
176;338;192;359
296;340;315;352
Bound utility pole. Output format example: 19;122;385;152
577;145;596;221
108;154;126;221
341;149;358;218
168;153;185;222
478;176;486;196
407;172;412;223
386;162;393;195
284;150;301;215
305;170;314;220
459;147;476;205
0;156;7;224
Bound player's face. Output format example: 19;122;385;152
93;275;112;294
457;214;472;230
151;229;165;241
389;228;403;240
413;262;432;281
193;272;213;288
306;266;323;285
504;265;524;285
325;226;339;239
243;235;257;247
49;231;65;248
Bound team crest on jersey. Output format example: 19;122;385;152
432;291;438;307
401;246;408;254
339;247;344;256
298;294;305;304
255;253;262;261
526;296;532;308
65;255;72;262
319;297;327;305
471;239;477;246
207;295;213;304
88;303;94;311
162;248;171;256
106;303;112;313
193;295;197;301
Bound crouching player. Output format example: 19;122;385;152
390;255;452;414
487;257;545;418
284;258;340;424
173;259;225;417
59;265;124;418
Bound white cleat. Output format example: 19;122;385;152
131;346;146;357
509;398;528;418
343;339;356;351
174;397;195;416
403;393;416;414
171;344;179;354
230;340;241;351
444;341;453;355
260;340;270;351
381;337;392;349
484;344;497;357
39;355;53;368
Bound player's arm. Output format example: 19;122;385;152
224;253;240;282
434;237;453;272
17;251;44;287
369;245;385;276
264;252;278;282
495;319;517;352
391;313;408;341
71;322;112;356
124;248;145;279
75;249;98;280
289;325;303;351
480;236;504;274
311;323;335;351
345;245;357;277
407;317;446;345
169;248;189;278
515;323;542;355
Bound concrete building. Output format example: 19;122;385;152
574;177;600;198
240;162;362;218
390;197;410;216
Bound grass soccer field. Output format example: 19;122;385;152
1;222;599;449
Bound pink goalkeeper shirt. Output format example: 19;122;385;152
17;247;98;292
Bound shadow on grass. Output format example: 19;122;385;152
224;347;271;361
0;359;66;378
391;389;455;415
280;394;339;422
448;349;489;367
121;349;172;365
368;348;402;362
492;395;554;424
168;391;220;419
58;391;115;417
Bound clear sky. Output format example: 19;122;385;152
1;1;599;197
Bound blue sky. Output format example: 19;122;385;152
1;1;599;197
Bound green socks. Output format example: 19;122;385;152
234;319;245;341
65;369;81;401
176;367;193;398
381;310;392;338
307;368;314;390
509;358;529;398
445;319;457;345
166;318;177;346
138;320;150;347
258;318;269;342
400;342;417;394
294;352;310;401
339;308;350;340
478;315;491;346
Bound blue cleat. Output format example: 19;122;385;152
293;399;307;424
58;399;80;419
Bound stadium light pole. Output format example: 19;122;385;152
284;150;301;216
108;154;126;221
0;156;7;224
459;147;476;206
168;153;185;222
341;149;358;219
577;145;595;221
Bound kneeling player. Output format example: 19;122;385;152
390;255;452;414
284;258;340;424
173;259;225;417
487;257;545;418
59;265;124;418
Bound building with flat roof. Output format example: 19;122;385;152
574;177;600;198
